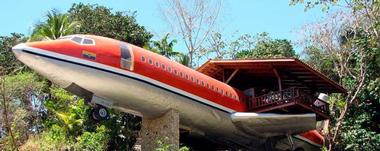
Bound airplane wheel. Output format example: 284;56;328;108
91;106;109;121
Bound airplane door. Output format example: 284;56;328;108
120;42;134;71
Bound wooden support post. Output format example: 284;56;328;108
140;109;179;151
225;69;239;84
273;68;282;91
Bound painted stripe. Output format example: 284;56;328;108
17;45;235;113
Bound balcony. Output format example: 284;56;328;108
197;58;346;121
248;87;329;120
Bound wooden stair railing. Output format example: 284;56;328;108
249;87;330;120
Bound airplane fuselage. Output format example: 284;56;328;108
12;35;323;150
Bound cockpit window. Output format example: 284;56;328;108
58;36;73;39
82;38;94;45
71;37;83;44
59;35;95;45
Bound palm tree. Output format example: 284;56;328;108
176;53;190;67
30;10;80;41
152;33;179;58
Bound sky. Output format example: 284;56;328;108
0;0;328;53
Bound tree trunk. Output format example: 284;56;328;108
1;79;17;150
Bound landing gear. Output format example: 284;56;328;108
91;105;109;121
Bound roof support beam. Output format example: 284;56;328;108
280;69;316;93
209;67;223;77
273;68;282;91
226;69;239;84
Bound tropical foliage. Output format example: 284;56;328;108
175;53;190;67
30;10;80;41
233;32;296;59
0;33;28;74
293;0;380;150
68;3;153;47
19;86;109;151
0;72;46;150
199;32;297;60
1;3;151;150
149;33;191;66
152;33;179;58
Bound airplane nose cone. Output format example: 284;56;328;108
12;43;26;50
12;43;27;56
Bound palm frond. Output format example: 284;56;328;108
30;10;80;41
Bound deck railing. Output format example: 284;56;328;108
249;87;329;119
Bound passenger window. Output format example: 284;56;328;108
174;69;177;75
155;61;159;67
149;59;153;65
196;79;199;84
141;56;146;62
168;66;172;72
185;74;188;80
180;72;183;77
201;81;204;86
191;77;194;82
162;64;165;70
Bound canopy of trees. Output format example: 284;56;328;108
233;32;296;59
294;0;380;150
68;3;153;47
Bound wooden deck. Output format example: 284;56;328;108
249;87;329;120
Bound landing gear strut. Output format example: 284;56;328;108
91;105;109;121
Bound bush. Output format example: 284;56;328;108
20;124;73;151
75;125;109;151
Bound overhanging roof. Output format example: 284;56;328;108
197;58;346;93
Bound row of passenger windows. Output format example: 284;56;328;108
141;56;239;101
